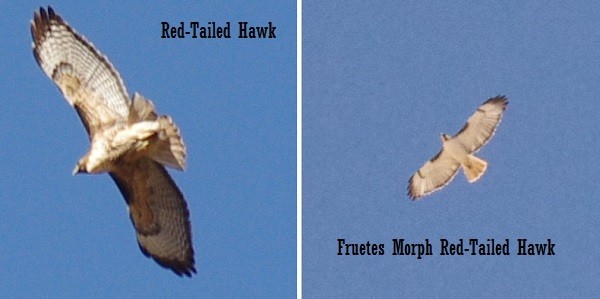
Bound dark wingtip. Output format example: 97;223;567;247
39;6;48;20
31;6;62;58
47;6;55;18
484;95;508;109
407;192;420;201
138;244;196;277
155;256;197;277
406;176;418;201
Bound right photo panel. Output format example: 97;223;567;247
303;1;598;296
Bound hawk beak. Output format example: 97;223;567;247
72;164;82;176
439;133;450;142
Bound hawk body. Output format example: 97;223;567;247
408;96;508;200
32;6;195;276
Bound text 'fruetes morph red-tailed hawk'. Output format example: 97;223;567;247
31;7;195;276
408;96;508;200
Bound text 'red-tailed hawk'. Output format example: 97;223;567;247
408;96;508;200
31;6;196;276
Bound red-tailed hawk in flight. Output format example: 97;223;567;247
31;6;196;276
408;96;508;200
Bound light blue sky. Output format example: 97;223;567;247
304;1;599;297
1;1;295;297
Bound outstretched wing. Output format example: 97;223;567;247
408;149;460;200
31;6;130;138
110;158;196;277
453;96;508;153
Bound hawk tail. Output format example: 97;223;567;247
463;155;487;183
148;116;186;170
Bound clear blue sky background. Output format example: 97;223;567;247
304;1;599;297
1;1;295;297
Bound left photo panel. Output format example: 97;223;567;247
1;2;295;297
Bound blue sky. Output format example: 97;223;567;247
1;1;295;297
304;1;599;297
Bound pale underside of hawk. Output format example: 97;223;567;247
31;6;196;276
408;96;508;200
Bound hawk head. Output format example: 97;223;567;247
439;133;451;143
72;154;101;175
72;157;88;175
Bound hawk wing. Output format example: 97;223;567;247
31;6;130;138
453;96;508;153
110;158;196;277
408;150;461;200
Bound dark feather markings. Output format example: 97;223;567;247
32;6;195;277
74;105;92;137
31;7;59;66
452;96;507;139
430;149;443;162
109;170;161;236
451;95;508;154
139;245;196;277
31;6;129;116
32;6;128;140
455;122;470;136
407;176;416;200
112;169;196;276
482;95;509;107
407;95;507;200
109;159;196;277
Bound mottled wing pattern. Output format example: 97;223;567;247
31;6;130;137
32;6;195;276
110;158;196;277
408;150;461;200
453;96;508;153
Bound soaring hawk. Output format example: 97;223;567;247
31;6;196;276
408;96;508;200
